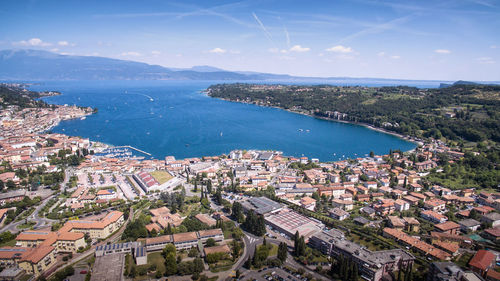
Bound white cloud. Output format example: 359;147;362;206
289;45;310;52
50;48;59;52
390;55;401;59
434;49;451;54
151;50;161;55
58;41;76;47
268;48;279;53
15;38;52;47
326;45;353;53
477;57;495;64
208;47;226;54
120;51;142;56
377;52;386;57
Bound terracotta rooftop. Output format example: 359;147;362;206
435;221;460;232
469;250;495;271
145;235;172;245
198;229;223;238
21;246;54;264
173;232;198;243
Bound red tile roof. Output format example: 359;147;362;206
469;250;495;272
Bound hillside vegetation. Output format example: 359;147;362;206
208;83;500;144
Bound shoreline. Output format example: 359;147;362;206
42;91;419;163
212;96;421;152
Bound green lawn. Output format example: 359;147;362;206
268;244;278;256
18;221;36;230
150;171;173;185
0;239;17;247
146;252;166;274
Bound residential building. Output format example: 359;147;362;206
329;208;349;221
481;213;500;228
435;222;461;235
458;219;481;233
421;210;448;224
469;250;496;277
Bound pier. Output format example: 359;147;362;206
117;145;152;156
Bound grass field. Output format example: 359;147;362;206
146;252;166;273
0;239;17;247
18;221;36;230
268;244;278;256
150;171;173;184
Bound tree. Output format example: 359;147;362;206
163;244;176;258
232;240;241;260
294;231;300;246
232;202;244;223
193;257;204;273
206;180;212;194
241;210;266;236
6;180;15;189
164;252;178;276
188;247;199;257
278;242;288;263
206;238;216;247
295;236;306;257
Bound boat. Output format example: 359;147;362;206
185;144;190;147
80;116;86;120
220;132;223;136
298;129;303;132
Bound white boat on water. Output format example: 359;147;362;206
80;116;86;120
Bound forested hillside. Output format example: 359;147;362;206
0;84;50;108
208;83;500;144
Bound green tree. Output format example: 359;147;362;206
164;252;178;276
206;238;216;247
278;242;288;263
193;257;204;273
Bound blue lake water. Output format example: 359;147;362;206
31;80;416;161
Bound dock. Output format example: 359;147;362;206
117;145;152;156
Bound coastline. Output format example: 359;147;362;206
211;96;421;153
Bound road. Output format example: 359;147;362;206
231;228;330;281
0;193;58;233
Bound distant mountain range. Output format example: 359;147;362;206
0;49;496;85
0;49;293;81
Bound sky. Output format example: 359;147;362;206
0;0;499;81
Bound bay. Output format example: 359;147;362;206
32;80;416;161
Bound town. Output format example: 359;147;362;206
1;85;499;281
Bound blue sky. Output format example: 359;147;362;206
1;0;499;81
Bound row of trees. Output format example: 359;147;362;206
241;210;266;236
329;254;359;281
162;244;204;277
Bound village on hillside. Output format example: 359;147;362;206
1;84;499;281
